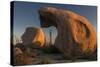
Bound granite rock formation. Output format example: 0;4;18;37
21;27;45;48
39;7;97;58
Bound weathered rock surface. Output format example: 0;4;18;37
21;27;45;48
39;7;97;58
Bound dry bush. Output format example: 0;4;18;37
42;45;60;54
14;47;34;66
40;58;51;64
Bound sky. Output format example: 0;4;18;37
13;1;97;44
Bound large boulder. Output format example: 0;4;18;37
21;27;45;48
39;7;97;58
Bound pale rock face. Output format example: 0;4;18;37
21;27;45;47
39;7;97;58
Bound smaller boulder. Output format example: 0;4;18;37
21;27;45;48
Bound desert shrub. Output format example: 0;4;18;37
14;52;33;65
40;58;51;64
14;43;26;52
42;45;61;54
25;47;37;57
14;47;36;66
82;48;97;60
